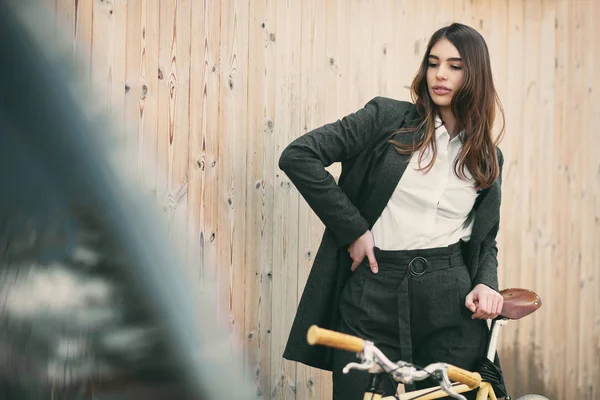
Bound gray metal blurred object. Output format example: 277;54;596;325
0;0;253;399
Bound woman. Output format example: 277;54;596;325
279;23;505;399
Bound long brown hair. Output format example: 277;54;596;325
393;23;505;190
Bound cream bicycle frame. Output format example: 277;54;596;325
363;381;497;399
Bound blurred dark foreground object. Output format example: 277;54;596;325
0;1;252;399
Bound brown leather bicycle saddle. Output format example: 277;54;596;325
499;288;542;319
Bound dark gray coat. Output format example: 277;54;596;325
278;97;503;371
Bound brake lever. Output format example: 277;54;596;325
342;340;382;374
342;360;374;374
425;365;467;400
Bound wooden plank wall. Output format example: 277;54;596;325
48;0;599;398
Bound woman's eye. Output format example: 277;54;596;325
428;63;438;68
451;65;463;70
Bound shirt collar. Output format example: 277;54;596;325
434;115;465;141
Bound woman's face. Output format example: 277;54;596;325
426;38;465;108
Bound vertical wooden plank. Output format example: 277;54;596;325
564;1;582;398
591;4;600;400
173;0;192;270
582;1;596;397
106;0;134;186
295;0;312;398
585;4;597;398
186;0;203;294
586;1;600;399
553;1;569;398
90;0;112;123
518;0;541;394
433;0;455;33
488;0;509;291
372;0;395;97
474;0;490;38
536;0;556;397
156;0;192;260
470;0;490;35
296;0;327;398
156;0;173;212
319;3;338;396
324;0;338;124
244;0;265;390
237;0;251;365
244;0;277;397
335;0;349;117
390;0;414;100
371;0;384;96
374;0;395;99
522;0;546;392
261;0;277;396
572;2;592;399
499;0;524;395
271;0;301;397
347;0;373;106
137;0;160;196
419;0;437;53
405;0;427;97
453;0;473;25
217;0;249;362
74;0;94;81
156;0;174;226
486;0;504;288
110;0;128;139
403;0;419;97
320;0;348;182
187;0;221;327
124;0;141;176
311;0;328;390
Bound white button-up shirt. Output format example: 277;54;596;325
371;117;478;250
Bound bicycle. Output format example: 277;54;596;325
307;288;549;400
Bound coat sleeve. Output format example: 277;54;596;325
472;222;500;290
278;96;409;248
472;148;504;291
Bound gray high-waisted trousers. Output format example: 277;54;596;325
333;242;488;400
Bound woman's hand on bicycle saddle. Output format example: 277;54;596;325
465;284;503;320
348;230;378;273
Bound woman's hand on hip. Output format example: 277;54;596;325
348;230;378;273
465;284;503;320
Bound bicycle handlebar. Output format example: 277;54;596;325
307;325;482;391
446;365;481;389
307;325;365;353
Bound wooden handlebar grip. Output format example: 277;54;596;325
446;365;481;389
306;325;365;353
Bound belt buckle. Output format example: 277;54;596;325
408;256;428;277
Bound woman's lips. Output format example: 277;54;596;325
432;86;451;95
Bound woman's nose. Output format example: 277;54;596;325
436;67;448;80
